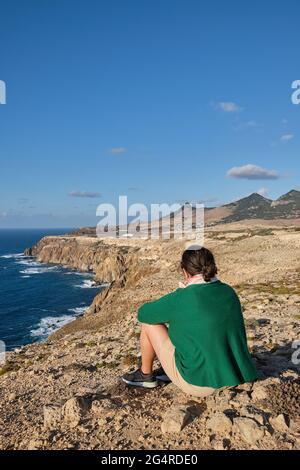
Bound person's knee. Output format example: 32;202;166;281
140;322;155;332
141;323;169;342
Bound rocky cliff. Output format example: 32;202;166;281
24;235;137;286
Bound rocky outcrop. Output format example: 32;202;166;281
24;236;137;285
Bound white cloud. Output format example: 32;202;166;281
68;191;102;198
257;187;270;197
109;147;127;154
214;101;243;113
227;164;280;180
280;134;294;142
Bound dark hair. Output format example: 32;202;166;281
181;247;218;282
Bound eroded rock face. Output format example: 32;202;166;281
24;236;132;285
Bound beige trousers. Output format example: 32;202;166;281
157;336;216;398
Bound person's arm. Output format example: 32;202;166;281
137;289;179;324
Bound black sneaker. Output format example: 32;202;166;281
121;368;158;389
154;366;171;383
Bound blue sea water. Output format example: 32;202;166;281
0;229;102;351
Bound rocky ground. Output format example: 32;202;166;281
0;226;300;450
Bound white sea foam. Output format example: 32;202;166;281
16;260;41;266
68;306;87;315
64;271;92;276
20;266;59;275
75;279;99;289
30;315;76;338
1;252;25;259
101;282;110;288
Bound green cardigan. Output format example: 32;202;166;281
138;281;257;388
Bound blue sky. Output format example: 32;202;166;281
0;0;299;228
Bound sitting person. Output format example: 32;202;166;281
122;246;257;397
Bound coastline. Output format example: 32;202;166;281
0;248;105;349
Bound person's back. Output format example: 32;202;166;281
122;246;257;396
163;281;257;388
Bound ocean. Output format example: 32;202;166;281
0;229;102;351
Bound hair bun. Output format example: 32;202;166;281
181;247;218;282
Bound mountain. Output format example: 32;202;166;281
205;190;300;225
272;190;300;216
159;190;300;227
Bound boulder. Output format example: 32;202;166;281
233;417;264;445
269;414;289;433
161;406;191;434
251;384;268;401
62;397;89;428
206;412;233;434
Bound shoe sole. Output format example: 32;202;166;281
156;375;171;383
122;378;158;388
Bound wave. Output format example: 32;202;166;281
74;279;99;289
101;282;110;288
63;271;93;277
1;253;95;282
20;266;59;275
1;252;25;259
30;314;77;338
16;260;41;266
68;306;87;315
